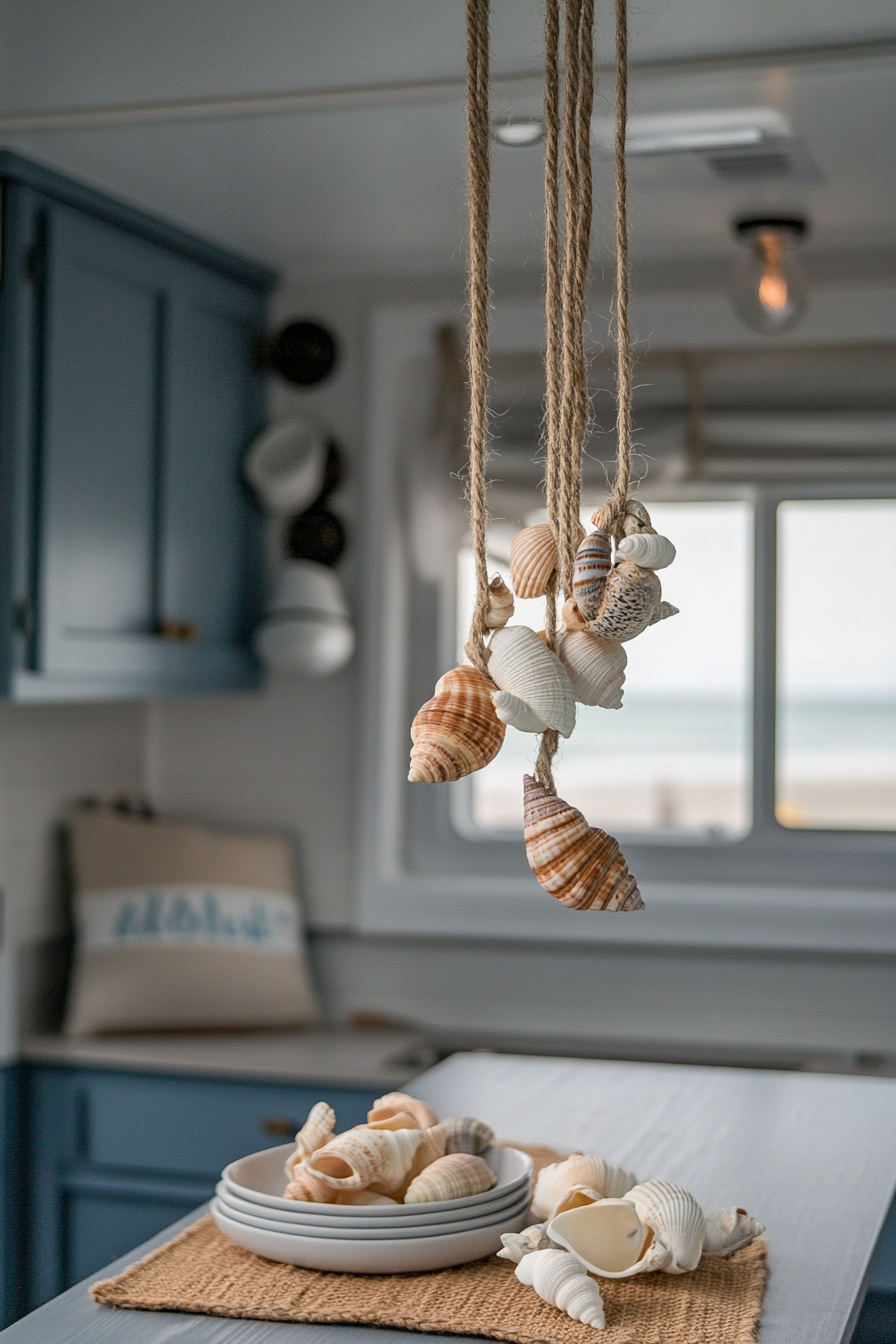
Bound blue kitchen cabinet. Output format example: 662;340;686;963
23;1064;380;1312
0;151;276;700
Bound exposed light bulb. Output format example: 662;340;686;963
730;216;809;335
492;118;546;147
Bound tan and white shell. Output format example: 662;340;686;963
627;1180;707;1274
509;524;557;599
433;1115;495;1155
703;1206;766;1256
497;1222;556;1263
532;1155;638;1220
484;574;515;629
591;498;653;538
514;1248;606;1330
404;1152;497;1204
285;1167;340;1203
584;561;662;642
487;625;576;738
547;1198;673;1278
616;533;676;570
284;1101;336;1177
557;631;627;710
524;774;644;911
408;666;506;783
368;1092;440;1129
305;1126;425;1194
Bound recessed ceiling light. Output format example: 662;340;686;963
591;108;791;156
492;118;546;147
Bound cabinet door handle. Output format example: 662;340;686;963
262;1116;299;1136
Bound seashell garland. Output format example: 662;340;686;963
515;1248;606;1330
523;774;644;911
532;1154;638;1220
583;560;661;642
557;631;627;710
510;523;557;599
404;1152;497;1203
284;1101;336;1177
626;1180;707;1274
592;497;653;538
484;573;515;629
616;532;676;570
368;1091;439;1129
547;1198;672;1277
572;530;612;618
703;1206;766;1257
408;666;506;783
305;1126;425;1193
488;625;576;738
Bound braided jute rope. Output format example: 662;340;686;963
604;0;634;541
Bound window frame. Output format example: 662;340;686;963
356;302;896;952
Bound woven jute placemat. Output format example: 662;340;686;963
92;1145;768;1344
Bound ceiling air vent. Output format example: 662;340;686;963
707;149;792;179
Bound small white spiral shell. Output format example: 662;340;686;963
284;1101;336;1176
515;1249;606;1330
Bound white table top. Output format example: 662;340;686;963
4;1051;895;1344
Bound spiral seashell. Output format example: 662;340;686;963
306;1126;425;1193
572;530;612;620
403;1152;497;1204
284;1101;336;1177
561;596;588;632
433;1116;495;1155
368;1092;439;1129
585;561;661;642
703;1207;766;1257
616;532;676;570
553;1186;605;1217
557;632;627;710
515;1249;606;1329
285;1167;340;1203
510;524;557;599
497;1222;556;1262
532;1155;638;1220
650;600;679;625
626;1180;706;1274
523;775;644;911
488;626;576;737
592;498;654;538
547;1198;672;1278
362;1112;420;1131
485;573;514;629
408;666;506;783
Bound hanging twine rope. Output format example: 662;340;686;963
604;0;633;541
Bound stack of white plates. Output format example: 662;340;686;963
212;1142;533;1272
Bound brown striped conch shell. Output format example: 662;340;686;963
584;561;661;641
510;523;557;599
547;1199;672;1277
368;1092;439;1128
557;632;627;710
616;533;676;570
572;530;612;616
523;775;644;911
703;1207;766;1257
305;1126;425;1193
433;1116;495;1155
485;573;514;629
408;666;505;782
404;1152;497;1203
285;1167;340;1203
532;1154;638;1220
284;1101;336;1177
497;1222;556;1262
626;1180;706;1274
514;1249;606;1329
488;626;576;737
592;498;653;538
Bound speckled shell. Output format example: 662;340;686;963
592;498;653;538
627;1180;706;1274
703;1207;766;1257
485;573;515;629
523;774;644;911
573;530;612;617
585;561;661;642
532;1155;639;1220
497;1223;555;1262
616;533;676;570
408;666;506;783
284;1101;336;1177
368;1092;440;1129
488;626;576;738
510;524;557;598
515;1249;606;1330
403;1152;497;1204
433;1116;495;1155
557;631;627;709
547;1199;673;1278
285;1167;339;1203
306;1126;425;1193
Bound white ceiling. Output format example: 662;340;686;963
0;0;893;282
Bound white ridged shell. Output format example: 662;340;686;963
616;533;676;570
491;690;549;734
306;1126;425;1192
532;1154;638;1220
557;632;627;709
487;625;576;738
547;1199;673;1278
403;1152;497;1203
515;1249;606;1330
627;1180;706;1274
510;524;557;599
703;1206;766;1256
284;1101;336;1177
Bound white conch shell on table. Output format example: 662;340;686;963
368;1091;439;1129
497;1222;556;1262
284;1101;336;1177
626;1180;706;1274
557;632;627;709
547;1198;672;1278
616;533;676;570
553;1185;609;1216
305;1126;425;1193
532;1154;638;1220
703;1206;766;1256
515;1249;606;1330
485;573;514;629
404;1152;497;1203
487;625;576;737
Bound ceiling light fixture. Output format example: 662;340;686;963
591;108;791;156
730;216;809;335
492;117;546;147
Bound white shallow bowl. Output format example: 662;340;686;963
216;1179;531;1229
211;1200;531;1272
214;1188;532;1239
224;1143;532;1216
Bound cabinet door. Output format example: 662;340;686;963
28;201;264;696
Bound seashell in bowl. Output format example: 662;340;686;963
404;1152;497;1204
626;1180;706;1274
616;532;676;570
488;626;576;738
572;530;612;619
408;666;506;782
510;524;557;599
703;1206;766;1257
368;1092;439;1129
557;631;626;709
305;1126;426;1194
285;1167;340;1203
547;1198;672;1277
434;1116;495;1155
524;775;644;911
485;574;514;629
532;1155;638;1220
284;1101;336;1177
515;1248;606;1329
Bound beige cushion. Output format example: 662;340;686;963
63;809;321;1035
